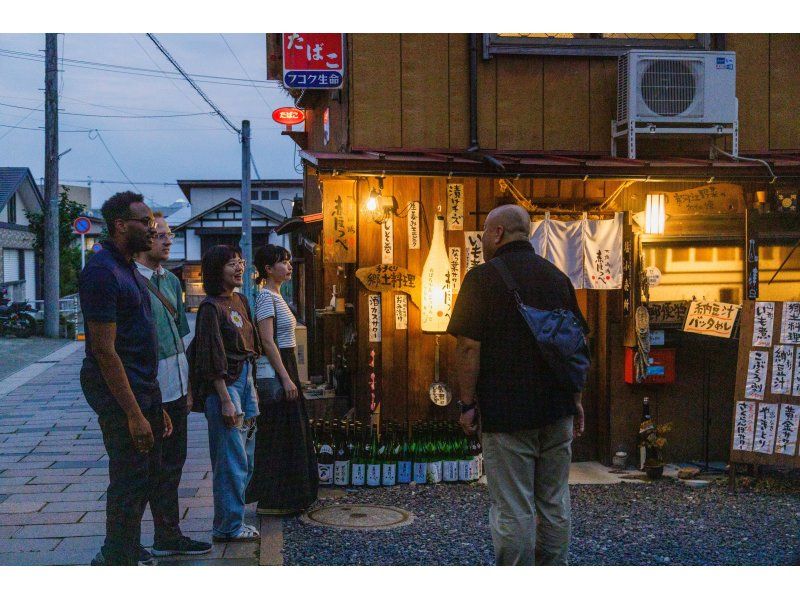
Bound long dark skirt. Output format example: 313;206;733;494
245;348;318;514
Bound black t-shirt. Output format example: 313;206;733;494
447;240;588;433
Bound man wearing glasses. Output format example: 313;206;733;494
80;191;169;565
135;213;212;558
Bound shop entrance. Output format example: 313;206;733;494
572;289;603;462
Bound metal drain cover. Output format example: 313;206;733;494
301;504;414;531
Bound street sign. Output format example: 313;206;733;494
272;107;305;126
72;216;91;235
92;243;102;253
282;33;344;89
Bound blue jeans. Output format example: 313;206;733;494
205;362;259;538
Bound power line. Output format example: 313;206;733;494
0;100;214;119
88;129;145;198
146;34;241;135
61;177;180;186
220;34;275;113
0;101;43;143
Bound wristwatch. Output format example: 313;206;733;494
458;400;477;414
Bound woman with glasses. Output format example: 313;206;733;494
187;245;261;542
245;244;318;515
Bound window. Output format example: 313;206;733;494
483;33;712;57
17;249;25;281
265;190;279;201
758;244;800;301
251;190;259;202
7;194;17;224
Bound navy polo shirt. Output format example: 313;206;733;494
79;240;161;414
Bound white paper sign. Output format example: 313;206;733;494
752;301;775;347
745;350;769;400
407;202;420;250
753;403;779;454
683;301;740;339
368;294;381;342
446;183;464;230
448;247;461;295
794;350;800;397
771;345;794;395
775;403;800;456
381;217;393;265
465;231;484;271
394;294;407;330
780;302;800;344
584;213;623;290
733;401;757;452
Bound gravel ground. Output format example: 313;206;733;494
282;478;800;565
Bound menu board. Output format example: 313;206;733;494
730;301;800;468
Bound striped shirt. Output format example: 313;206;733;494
255;288;296;349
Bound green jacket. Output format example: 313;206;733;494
140;266;190;361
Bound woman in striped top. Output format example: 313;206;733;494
245;244;318;515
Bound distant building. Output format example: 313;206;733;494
1;168;43;303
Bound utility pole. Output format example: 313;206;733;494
240;120;253;307
44;33;60;338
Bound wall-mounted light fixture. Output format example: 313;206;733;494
365;178;399;224
644;193;666;235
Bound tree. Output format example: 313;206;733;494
26;186;85;297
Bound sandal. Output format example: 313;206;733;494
212;524;260;543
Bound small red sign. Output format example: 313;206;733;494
272;107;305;126
282;33;344;89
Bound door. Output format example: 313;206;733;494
571;289;600;461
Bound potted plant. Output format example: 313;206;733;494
641;421;672;479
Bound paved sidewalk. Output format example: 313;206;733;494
0;336;70;382
0;346;258;566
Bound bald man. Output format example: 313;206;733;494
447;203;588;566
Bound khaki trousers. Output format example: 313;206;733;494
482;416;573;566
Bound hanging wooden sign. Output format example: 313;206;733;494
779;302;800;344
446;183;464;230
731;301;800;470
407;201;420;249
648;301;690;328
394;294;408;330
356;265;421;307
381;217;394;264
322;180;357;263
683;301;740;339
368;294;382;342
664;183;744;214
464;231;484;271
448;247;461;294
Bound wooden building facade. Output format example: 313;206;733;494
270;33;800;464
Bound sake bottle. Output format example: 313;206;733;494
351;424;366;487
333;422;351;487
366;425;382;487
397;425;412;484
442;425;459;482
317;421;334;486
427;425;443;484
381;426;397;486
412;424;428;484
458;436;472;482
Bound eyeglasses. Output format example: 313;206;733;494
125;217;157;229
154;232;175;241
225;259;247;269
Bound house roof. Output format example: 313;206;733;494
0;167;44;211
172;197;286;232
300;149;800;181
177;178;303;201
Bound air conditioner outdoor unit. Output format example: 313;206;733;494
612;49;738;159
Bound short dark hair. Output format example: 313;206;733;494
254;244;291;285
201;245;242;296
101;191;146;237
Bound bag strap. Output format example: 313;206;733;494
488;258;524;306
139;272;179;320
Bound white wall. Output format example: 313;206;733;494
24;250;35;302
15;194;29;226
0;202;6;223
188;185;302;217
170;232;186;261
186;229;202;261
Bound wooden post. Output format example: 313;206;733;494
43;33;60;338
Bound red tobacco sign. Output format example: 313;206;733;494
272;107;305;126
282;33;344;89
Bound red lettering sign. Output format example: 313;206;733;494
272;107;305;126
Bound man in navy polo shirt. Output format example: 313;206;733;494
79;191;172;566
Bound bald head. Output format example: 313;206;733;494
482;204;531;260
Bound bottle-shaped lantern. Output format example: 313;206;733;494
421;215;452;333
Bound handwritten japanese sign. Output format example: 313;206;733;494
683;301;740;339
283;33;344;89
752;302;775;347
794;351;800;397
465;231;484;271
368;294;382;343
745;351;769;400
733;401;756;452
648;301;690;328
368;348;378;412
448;247;461;295
753;403;778;454
394;294;408;330
780;302;800;344
771;345;794;395
663;183;744;214
622;238;633;318
775;403;800;456
322;181;357;263
356;265;420;307
446;184;464;230
407;202;420;250
381;217;393;265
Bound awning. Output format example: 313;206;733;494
300;149;800;181
275;212;322;235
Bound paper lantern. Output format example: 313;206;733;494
421;215;453;333
645;193;666;235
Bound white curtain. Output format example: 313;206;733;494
529;212;623;290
